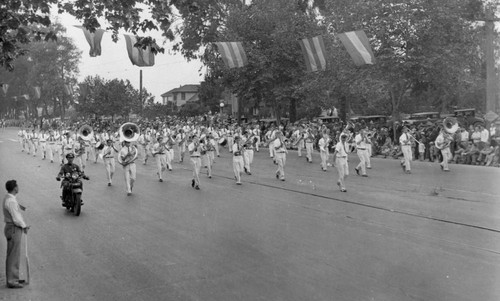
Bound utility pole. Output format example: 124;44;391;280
139;69;143;116
479;11;500;113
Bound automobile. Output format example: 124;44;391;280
453;108;484;128
350;115;389;125
403;112;441;125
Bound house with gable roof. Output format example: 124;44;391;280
161;84;200;107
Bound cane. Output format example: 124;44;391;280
24;232;30;285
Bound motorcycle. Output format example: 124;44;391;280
57;172;89;216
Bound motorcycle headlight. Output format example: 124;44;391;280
65;173;71;178
72;173;79;180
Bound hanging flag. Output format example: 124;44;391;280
1;83;8;95
79;83;89;98
75;26;105;57
64;84;74;95
299;36;327;72
337;30;375;66
214;42;248;68
124;35;156;67
33;86;41;99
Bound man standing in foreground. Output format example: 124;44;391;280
3;180;29;289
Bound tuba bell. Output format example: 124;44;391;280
443;117;459;134
78;124;93;141
119;122;140;142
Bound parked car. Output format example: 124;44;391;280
403;111;441;125
350;115;389;126
453;108;484;128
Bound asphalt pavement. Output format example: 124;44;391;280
0;128;499;301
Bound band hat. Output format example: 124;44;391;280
106;139;113;142
66;153;75;159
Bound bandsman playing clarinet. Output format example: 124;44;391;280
102;139;119;186
203;133;216;178
399;126;412;174
119;140;138;196
318;131;330;171
304;128;315;163
152;136;168;182
187;134;202;189
242;130;255;175
46;129;59;163
332;133;350;192
61;132;75;165
354;129;369;177
232;135;244;185
435;128;452;172
274;131;288;181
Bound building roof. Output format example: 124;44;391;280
161;84;200;97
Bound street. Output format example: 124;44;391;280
1;128;499;301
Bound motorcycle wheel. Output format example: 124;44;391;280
74;194;81;216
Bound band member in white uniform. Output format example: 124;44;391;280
354;129;369;177
435;129;451;172
187;134;202;189
253;126;261;152
304;128;315;163
17;128;26;152
232;136;244;185
399;127;412;174
273;131;288;181
74;136;86;170
101;139;118;186
204;133;216;178
39;129;48;159
152;136;168;182
138;131;151;165
332;133;349;192
176;129;187;163
46;129;58;163
318;132;329;171
242;131;255;175
165;134;176;171
119;140;138;196
61;132;75;165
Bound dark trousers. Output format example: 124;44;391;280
4;224;22;285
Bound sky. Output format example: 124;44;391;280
56;12;205;104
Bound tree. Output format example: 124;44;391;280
0;22;81;119
76;75;145;120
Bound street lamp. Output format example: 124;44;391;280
220;102;224;114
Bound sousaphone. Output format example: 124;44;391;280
78;124;93;141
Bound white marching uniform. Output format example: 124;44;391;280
318;137;329;171
152;141;168;181
273;138;287;180
188;141;202;188
102;144;117;185
399;132;412;172
435;133;451;171
119;145;138;194
232;142;244;184
334;140;349;191
355;133;370;175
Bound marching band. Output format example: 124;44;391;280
8;115;468;197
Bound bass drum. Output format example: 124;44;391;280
218;137;227;146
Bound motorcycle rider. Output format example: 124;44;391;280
56;153;89;207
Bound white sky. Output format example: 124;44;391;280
56;12;205;103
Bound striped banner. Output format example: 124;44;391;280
215;42;248;68
124;35;155;67
299;36;327;72
2;83;8;95
76;26;105;57
337;30;375;66
79;84;89;98
33;86;41;99
64;84;74;96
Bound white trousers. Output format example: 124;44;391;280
123;163;136;193
401;145;412;171
335;157;349;190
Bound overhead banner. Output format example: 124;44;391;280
64;84;74;95
215;42;248;68
337;30;375;66
2;83;8;95
299;36;327;72
124;35;156;67
33;86;41;99
76;26;105;57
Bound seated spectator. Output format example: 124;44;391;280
478;142;494;165
380;135;393;158
462;141;479;165
453;142;466;164
429;142;440;162
485;140;499;167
